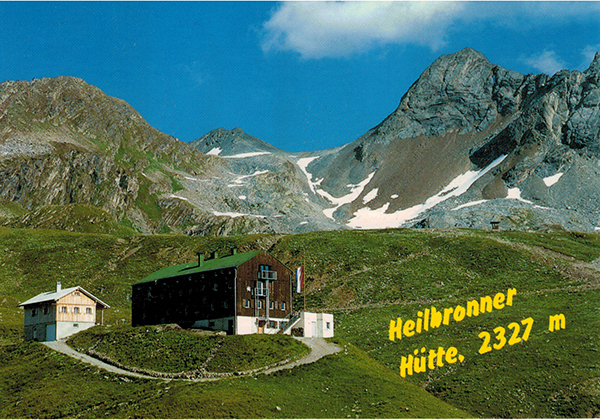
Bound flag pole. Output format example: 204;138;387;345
303;252;306;313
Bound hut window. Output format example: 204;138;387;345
281;302;286;311
31;308;37;317
74;291;80;297
243;299;250;308
257;300;263;309
86;308;92;315
268;320;278;329
43;306;49;315
224;301;228;309
326;322;331;330
269;301;275;310
73;324;79;328
73;307;80;314
61;306;67;313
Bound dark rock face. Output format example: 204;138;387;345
361;48;532;144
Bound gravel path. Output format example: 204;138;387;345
264;337;341;374
43;337;341;381
43;340;155;379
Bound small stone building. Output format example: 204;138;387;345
19;282;110;342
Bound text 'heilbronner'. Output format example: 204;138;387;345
389;288;517;341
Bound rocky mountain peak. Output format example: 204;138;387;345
191;127;285;156
358;48;524;146
584;51;600;77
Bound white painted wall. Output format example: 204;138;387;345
236;316;257;335
235;316;289;335
56;321;95;341
319;313;334;338
192;316;289;335
301;312;334;338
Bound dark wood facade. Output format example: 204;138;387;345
132;250;294;334
235;252;293;328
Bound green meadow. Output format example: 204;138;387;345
0;226;598;417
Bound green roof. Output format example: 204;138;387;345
136;250;263;285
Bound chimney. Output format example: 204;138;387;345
197;252;205;267
56;282;62;293
211;250;219;260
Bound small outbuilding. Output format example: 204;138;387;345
19;282;110;342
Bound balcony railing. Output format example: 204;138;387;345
254;287;269;297
258;270;277;280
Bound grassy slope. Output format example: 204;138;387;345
274;229;600;418
1;227;599;417
68;325;310;374
0;340;466;419
0;227;468;418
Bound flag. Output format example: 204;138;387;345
295;266;304;293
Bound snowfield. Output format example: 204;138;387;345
318;172;376;220
297;156;322;194
543;172;564;187
452;199;489;211
223;152;272;158
347;155;507;229
212;210;267;219
227;170;269;187
206;147;222;156
507;187;533;204
362;188;379;204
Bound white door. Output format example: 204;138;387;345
45;324;56;341
311;322;317;337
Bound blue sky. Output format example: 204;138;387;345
1;2;600;152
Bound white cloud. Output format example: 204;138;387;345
523;50;566;75
261;2;600;60
261;2;466;59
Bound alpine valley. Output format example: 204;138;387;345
2;47;600;235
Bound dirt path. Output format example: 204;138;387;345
264;337;341;374
43;337;341;381
43;340;155;379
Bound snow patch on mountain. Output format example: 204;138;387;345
347;155;507;229
543;172;564;187
297;156;322;194
507;187;533;204
452;199;488;211
207;147;222;156
169;195;189;202
363;188;379;204
223;152;271;158
319;172;376;219
213;210;267;218
227;170;269;187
